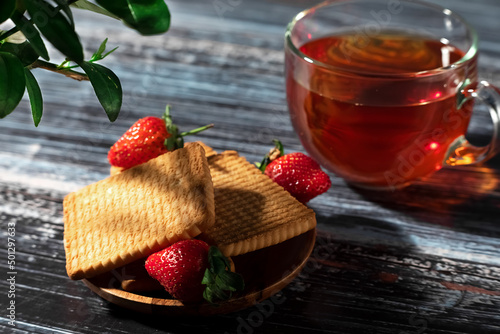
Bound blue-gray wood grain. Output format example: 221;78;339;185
0;0;499;333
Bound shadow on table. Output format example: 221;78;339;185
96;212;499;334
106;303;248;333
101;215;421;333
259;213;498;334
350;162;500;238
95;166;500;334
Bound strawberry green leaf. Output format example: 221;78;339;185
0;52;26;118
201;271;215;285
215;271;245;292
211;257;227;275
256;139;285;172
0;0;16;24
79;61;122;121
204;284;229;303
10;12;49;61
162;105;180;150
24;0;83;62
273;139;285;156
24;68;43;126
162;105;214;151
202;246;244;304
95;0;170;35
208;246;232;273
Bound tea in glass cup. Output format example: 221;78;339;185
285;0;500;190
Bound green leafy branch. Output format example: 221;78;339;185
0;0;171;126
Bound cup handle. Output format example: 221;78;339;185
444;81;500;166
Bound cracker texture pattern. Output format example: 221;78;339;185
200;151;316;257
64;143;215;280
110;141;216;176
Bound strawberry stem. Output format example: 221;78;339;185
180;123;214;137
273;139;285;156
162;105;214;151
256;139;285;172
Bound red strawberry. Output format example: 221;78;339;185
108;116;169;169
145;240;244;304
258;140;331;203
145;240;209;303
108;105;213;170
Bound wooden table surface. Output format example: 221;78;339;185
1;0;499;333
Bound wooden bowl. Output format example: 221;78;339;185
83;228;316;315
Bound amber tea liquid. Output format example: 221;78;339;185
286;32;475;188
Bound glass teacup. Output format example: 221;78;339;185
285;0;500;190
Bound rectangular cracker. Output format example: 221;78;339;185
200;151;316;257
107;149;316;292
110;141;216;176
64;142;215;280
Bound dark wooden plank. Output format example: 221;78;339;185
2;211;499;334
1;0;499;333
1;181;499;334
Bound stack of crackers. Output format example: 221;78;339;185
63;142;316;293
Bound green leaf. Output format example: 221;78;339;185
0;52;26;118
95;0;170;35
0;40;39;66
54;0;75;29
273;139;285;156
208;246;231;273
70;0;120;20
210;256;226;275
201;269;215;285
256;139;285;172
163;105;180;150
202;246;245;304
24;0;83;62
94;38;108;59
10;12;49;61
90;38;118;62
79;61;122;121
102;46;119;60
24;68;43;126
0;0;16;24
203;285;228;304
216;271;245;292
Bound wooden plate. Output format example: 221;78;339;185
83;229;316;315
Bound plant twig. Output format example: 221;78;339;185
28;60;89;81
0;27;20;42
